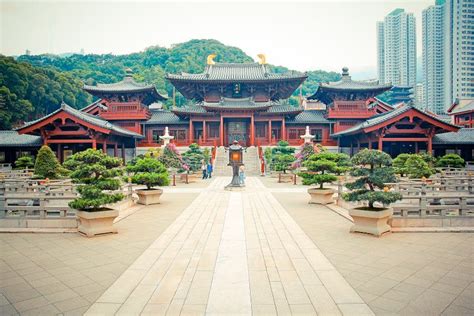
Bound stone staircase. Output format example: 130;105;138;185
213;146;261;176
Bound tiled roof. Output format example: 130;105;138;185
449;100;474;114
432;128;474;145
202;97;272;110
0;131;42;147
332;105;458;136
286;110;329;124
166;63;307;82
18;103;144;138
171;104;209;115
264;104;302;114
146;110;188;125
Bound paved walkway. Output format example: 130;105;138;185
86;177;373;315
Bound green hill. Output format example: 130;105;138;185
1;39;340;129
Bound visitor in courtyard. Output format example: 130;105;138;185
201;161;207;179
239;165;245;185
207;161;213;179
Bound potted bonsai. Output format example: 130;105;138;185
127;157;169;205
63;149;124;237
299;152;341;204
343;149;402;236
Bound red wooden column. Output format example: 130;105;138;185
250;114;255;146
220;116;224;146
281;117;286;141
103;140;107;153
427;136;433;154
268;120;272;144
378;137;383;151
203;120;207;144
92;138;97;150
189;120;193;145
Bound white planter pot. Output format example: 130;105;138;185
136;188;163;205
349;207;393;237
308;188;335;205
76;209;119;237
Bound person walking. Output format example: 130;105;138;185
207;161;213;179
201;161;207;179
239;165;246;185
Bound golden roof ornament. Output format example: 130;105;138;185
257;54;267;65
207;54;216;65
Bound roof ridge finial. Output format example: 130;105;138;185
207;54;216;65
125;68;133;79
257;54;267;65
60;101;67;109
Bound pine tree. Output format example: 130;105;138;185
34;145;61;179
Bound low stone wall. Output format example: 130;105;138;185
390;216;474;228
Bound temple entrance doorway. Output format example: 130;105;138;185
225;118;249;146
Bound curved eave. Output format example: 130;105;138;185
259;109;303;116
171;109;214;117
165;75;308;84
202;105;271;111
83;85;167;102
308;85;392;101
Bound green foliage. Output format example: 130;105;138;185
182;143;205;172
293;143;315;169
144;148;161;158
127;157;169;189
299;152;347;189
419;152;437;167
264;147;273;168
63;149;124;211
273;154;296;174
202;147;211;163
436;153;465;168
158;143;188;171
392;153;412;176
404;156;434;179
34;145;61;179
0;56;91;129
15;155;34;169
343;149;402;209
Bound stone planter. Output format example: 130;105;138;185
308;188;335;205
349;207;393;237
136;188;163;205
76;209;119;237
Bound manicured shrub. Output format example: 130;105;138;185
182;143;205;172
144;148;161;158
436;153;465;168
392;153;411;176
299;152;339;189
405;155;434;179
15;155;34;169
343;149;402;210
34;145;61;179
419;152;437;167
271;140;296;173
64;149;124;211
127;157;169;189
158;143;188;171
292;143;315;169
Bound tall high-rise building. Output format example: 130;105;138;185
422;0;446;114
416;83;425;106
377;9;417;88
444;0;474;104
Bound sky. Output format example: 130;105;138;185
1;0;433;78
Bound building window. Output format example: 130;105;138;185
152;130;163;142
256;123;267;138
311;129;323;141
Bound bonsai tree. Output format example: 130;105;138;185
343;149;402;210
299;152;340;189
182;143;205;172
63;149;124;211
264;147;273;170
333;153;352;175
15;155;34;169
127;157;169;190
419;152;437;168
272;140;296;173
405;155;434;179
159;143;189;171
34;145;62;179
392;153;412;177
436;153;465;168
144;148;161;158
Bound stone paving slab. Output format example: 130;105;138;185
86;177;373;315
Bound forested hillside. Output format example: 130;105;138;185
1;39;340;129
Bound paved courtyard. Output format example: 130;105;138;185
0;176;473;315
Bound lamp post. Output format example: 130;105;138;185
225;140;245;189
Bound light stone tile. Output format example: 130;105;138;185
317;270;364;304
304;284;342;316
185;271;213;305
53;296;90;313
337;303;375;316
13;296;49;312
289;304;316;315
278;270;311;305
116;284;156;315
180;304;206;316
249;270;274;305
252;304;277;316
96;269;146;303
84;302;121;315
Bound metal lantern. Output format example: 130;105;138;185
226;140;245;189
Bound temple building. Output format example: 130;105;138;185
0;56;471;164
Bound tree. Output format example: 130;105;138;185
63;149;124;210
34;145;61;179
419;152;437;168
436;153;465;168
127;157;169;190
158;143;188;171
15;155;34;169
292;143;315;169
404;155;434;179
182;143;205;172
392;153;412;177
271;140;296;173
343;149;402;210
299;152;340;189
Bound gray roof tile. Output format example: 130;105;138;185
286;110;329;124
146;110;188;125
450;100;474;114
0;131;42;147
432;128;474;144
166;63;306;82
